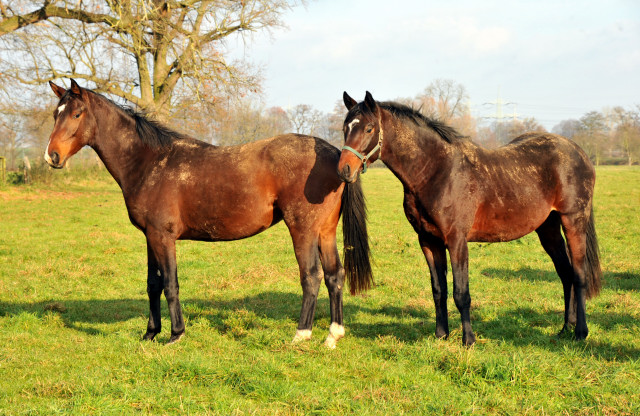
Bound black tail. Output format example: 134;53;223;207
342;178;373;295
585;206;602;299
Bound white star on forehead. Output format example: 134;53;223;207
348;118;360;132
57;104;66;114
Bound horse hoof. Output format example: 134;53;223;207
324;336;338;349
143;331;159;341
167;332;184;344
574;328;588;341
323;323;345;349
292;329;312;344
462;333;476;347
435;329;449;339
557;325;574;339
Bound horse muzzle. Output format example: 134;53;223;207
337;149;364;183
44;150;64;169
337;164;358;183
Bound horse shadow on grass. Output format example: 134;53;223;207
0;298;148;337
481;266;640;291
1;281;637;361
478;267;640;359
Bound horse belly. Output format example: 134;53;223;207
469;201;552;243
179;185;279;241
181;204;278;241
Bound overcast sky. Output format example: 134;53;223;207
231;0;640;130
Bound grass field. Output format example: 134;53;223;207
0;166;638;415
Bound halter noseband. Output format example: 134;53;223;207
341;121;384;174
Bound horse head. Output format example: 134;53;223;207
45;79;96;168
337;91;384;183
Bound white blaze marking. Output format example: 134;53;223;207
44;139;53;164
45;104;66;164
347;118;360;133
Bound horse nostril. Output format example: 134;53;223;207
338;164;352;182
51;151;60;165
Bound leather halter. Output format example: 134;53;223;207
341;122;384;174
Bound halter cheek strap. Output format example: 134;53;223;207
341;123;384;174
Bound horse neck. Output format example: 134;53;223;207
87;95;156;193
380;117;450;191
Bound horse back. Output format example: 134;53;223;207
259;134;345;229
411;133;594;243
467;133;595;241
126;134;343;241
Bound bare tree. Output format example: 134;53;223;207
287;104;323;136
574;111;608;165
323;99;347;148
417;78;470;123
0;0;298;120
264;106;291;136
474;125;499;149
405;79;475;137
0;1;55;35
611;106;640;165
552;119;581;139
504;117;546;140
213;100;290;146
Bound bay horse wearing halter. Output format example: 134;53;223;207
44;79;373;347
338;91;601;345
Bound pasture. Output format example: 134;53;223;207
0;166;638;415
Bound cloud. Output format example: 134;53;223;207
435;17;511;55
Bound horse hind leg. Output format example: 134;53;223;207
290;232;324;344
535;212;577;336
559;213;593;340
319;231;346;349
145;230;185;344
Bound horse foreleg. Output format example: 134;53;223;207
448;235;476;346
143;240;163;341
146;230;185;344
319;235;345;349
291;236;323;344
419;232;449;339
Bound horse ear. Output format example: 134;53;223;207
69;79;82;96
364;91;379;116
49;81;66;98
343;92;358;110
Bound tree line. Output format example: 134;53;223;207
1;1;638;172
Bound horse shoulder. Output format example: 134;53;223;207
402;188;445;239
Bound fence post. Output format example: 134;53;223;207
0;156;5;185
23;155;31;184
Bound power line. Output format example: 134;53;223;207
482;87;517;122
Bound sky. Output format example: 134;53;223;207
231;0;640;130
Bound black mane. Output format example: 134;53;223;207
381;101;467;144
90;90;186;149
350;100;466;144
124;107;186;149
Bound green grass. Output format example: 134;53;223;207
0;166;638;415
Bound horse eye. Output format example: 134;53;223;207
74;113;81;119
366;127;373;133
